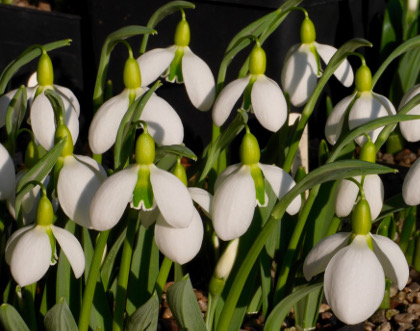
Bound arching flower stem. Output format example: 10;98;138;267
155;257;173;299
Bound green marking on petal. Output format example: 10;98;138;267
250;164;265;206
132;165;154;210
167;47;184;83
309;44;322;77
45;226;56;264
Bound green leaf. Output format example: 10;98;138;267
100;228;126;290
264;283;324;331
0;304;30;331
0;39;71;95
126;292;159;331
93;26;156;110
139;1;195;54
397;47;420;94
44;298;78;331
14;138;66;220
166;275;207;331
379;0;402;57
5;85;27;154
44;89;66;127
155;144;197;162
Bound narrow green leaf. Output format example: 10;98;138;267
379;0;402;57
166;275;207;331
397;47;420;94
126;292;159;331
264;283;323;331
44;298;78;331
0;304;30;331
5;85;27;154
0;39;71;95
155;144;197;162
44;89;66;127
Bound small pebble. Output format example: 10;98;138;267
394;312;417;325
376;321;391;331
319;303;330;313
162;308;173;319
407;303;420;316
385;308;400;320
370;309;386;324
408;282;420;293
407;292;420;303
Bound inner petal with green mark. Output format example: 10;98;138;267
131;165;154;210
166;47;184;83
250;164;266;207
45;226;57;264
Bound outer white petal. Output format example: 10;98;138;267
0;143;15;200
211;166;256;241
281;44;318;107
155;208;203;264
90;165;139;231
214;163;242;192
212;76;251;127
182;47;216;111
363;174;384;221
324;235;385;325
9;226;52;287
303;232;351;281
325;93;356;145
140;94;184;145
399;85;420;142
55;85;80;117
188;187;212;217
137;46;176;87
349;92;396;145
334;177;360;217
5;225;33;264
149;164;194;228
58;155;107;228
0;89;19;128
259;163;301;215
315;42;354;87
403;157;420;205
372;234;409;290
251;76;287;132
88;89;136;154
51;225;85;278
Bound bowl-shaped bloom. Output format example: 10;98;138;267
281;42;353;107
0;143;15;200
90;163;194;231
137;45;215;111
57;155;107;228
211;163;301;241
88;89;184;154
335;175;384;221
402;157;420;205
325;91;396;146
398;84;420;142
212;74;287;132
5;224;85;287
303;233;408;325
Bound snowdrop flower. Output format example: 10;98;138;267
325;63;396;146
54;124;107;228
89;54;184;154
281;16;353;107
303;198;408;325
402;157;420;205
398;84;420;142
213;43;287;132
211;128;301;241
0;142;15;200
90;126;194;231
5;191;85;287
29;50;80;150
137;10;215;111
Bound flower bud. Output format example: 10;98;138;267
174;18;190;47
172;158;188;187
300;17;316;44
135;132;155;165
249;45;266;76
359;138;376;163
355;65;372;92
36;195;54;226
55;124;74;157
123;57;142;89
240;132;260;165
24;140;39;169
352;198;372;235
37;52;54;86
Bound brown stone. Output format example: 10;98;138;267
407;303;420;316
319;303;330;313
370;309;386;324
407;292;420;303
386;309;400;320
408;282;420;293
162;308;173;319
394;312;417;325
376;321;392;331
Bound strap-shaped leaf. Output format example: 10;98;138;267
139;1;195;54
0;39;71;95
44;298;78;331
0;304;30;331
93;26;156;110
5;85;27;154
155;144;197;163
126;292;159;331
44;89;66;127
166;275;207;331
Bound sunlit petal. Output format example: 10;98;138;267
0;89;18;128
363;174;384;221
214;163;242;191
399;84;420;142
403;157;420;205
325;93;356;145
137;46;176;87
334;177;360;217
55;85;81;117
5;225;33;264
0;143;15;200
188;187;212;217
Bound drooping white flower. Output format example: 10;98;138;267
325;65;396;146
281;17;353;107
403;157;420;205
137;14;215;111
213;44;287;132
398;84;420;142
303;233;408;325
0;142;16;200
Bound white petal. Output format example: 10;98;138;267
211;165;256;241
88;89;135;154
5;225;33;264
58;155;107;228
363;174;384;221
325;93;356;145
251;76;287;132
137;46;176;87
154;208;203;264
372;234;409;290
399;85;420;142
0;89;19;128
324;235;385;325
403;157;420;205
0;143;15;200
212;76;250;127
140;209;159;228
259;163;301;215
27;72;38;87
315;42;354;87
90;165;139;231
214;163;242;192
55;85;81;117
182;47;216;111
281;44;318;107
140;94;184;145
149;164;194;228
9;226;52;287
51;225;85;278
334;177;359;217
188;187;212;216
303;232;351;281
